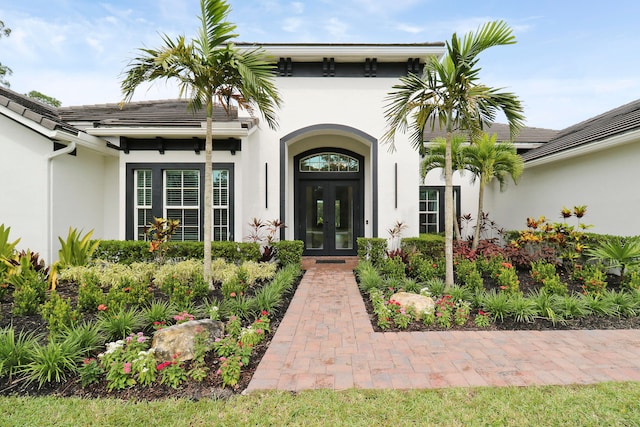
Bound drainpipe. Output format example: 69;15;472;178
46;142;76;264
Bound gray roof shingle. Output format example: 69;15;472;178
521;99;640;162
58;99;256;128
0;87;80;134
422;122;558;144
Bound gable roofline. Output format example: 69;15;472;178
236;42;445;63
0;87;116;156
0;86;79;135
522;98;640;164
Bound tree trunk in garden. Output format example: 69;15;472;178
444;130;454;286
204;102;213;287
472;180;485;251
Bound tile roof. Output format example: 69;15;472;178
521;99;640;162
0;87;80;135
58;99;256;128
422;122;558;144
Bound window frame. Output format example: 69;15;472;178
126;163;234;241
418;185;461;234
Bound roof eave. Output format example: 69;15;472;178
524;129;640;168
86;123;256;139
238;43;445;62
1;103;117;157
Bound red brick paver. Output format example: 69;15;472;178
245;258;640;392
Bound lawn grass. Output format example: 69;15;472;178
2;382;639;426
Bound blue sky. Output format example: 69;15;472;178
1;0;639;129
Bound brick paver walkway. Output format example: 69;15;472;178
245;257;640;392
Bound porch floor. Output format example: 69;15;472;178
245;257;640;392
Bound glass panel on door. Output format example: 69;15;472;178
305;185;324;249
334;185;353;250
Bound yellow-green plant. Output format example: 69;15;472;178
57;228;100;269
0;224;20;287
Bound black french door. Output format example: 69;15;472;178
298;180;361;256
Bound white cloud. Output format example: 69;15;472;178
324;17;350;41
395;23;424;35
290;2;304;14
282;17;303;33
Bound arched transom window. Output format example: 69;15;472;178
299;152;360;172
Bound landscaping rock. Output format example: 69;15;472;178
151;319;225;362
389;292;435;315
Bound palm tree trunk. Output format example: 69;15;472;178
471;181;485;251
453;205;461;241
204;101;213;287
444;131;454;286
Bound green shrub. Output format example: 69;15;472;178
402;235;445;259
154;260;208;309
454;259;484;292
357;237;387;267
530;260;557;284
40;290;81;337
210;258;238;285
379;256;406;280
77;277;105;312
623;267;640;291
576;263;607;295
92;240;152;264
409;256;444;283
8;256;48;316
542;275;569;296
241;261;278;286
273;240;304;267
94;240;261;264
476;254;507;277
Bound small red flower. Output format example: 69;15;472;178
97;304;108;311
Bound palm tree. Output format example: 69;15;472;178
463;133;523;250
383;20;524;286
120;0;281;286
420;134;467;240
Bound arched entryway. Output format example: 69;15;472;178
294;148;364;256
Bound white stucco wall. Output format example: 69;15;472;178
51;145;112;259
485;138;640;236
0;115;49;257
250;76;422;240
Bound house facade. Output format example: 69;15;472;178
1;42;636;263
484;99;640;236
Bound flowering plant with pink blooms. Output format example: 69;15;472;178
173;311;195;324
217;355;243;388
97;332;155;391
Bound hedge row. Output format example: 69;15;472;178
92;240;303;266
